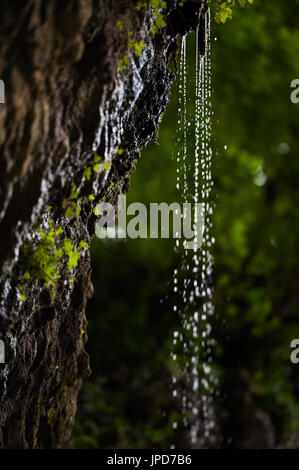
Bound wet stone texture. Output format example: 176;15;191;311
0;0;202;448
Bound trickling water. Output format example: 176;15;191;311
171;7;217;448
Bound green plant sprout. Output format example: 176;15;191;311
116;20;124;31
128;38;145;56
118;55;129;72
134;0;167;34
19;216;89;296
103;162;110;172
83;152;103;181
83;166;92;181
94;152;102;163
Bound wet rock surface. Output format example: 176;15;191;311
0;0;202;448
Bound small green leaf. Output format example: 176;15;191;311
103;162;110;172
118;55;128;72
55;248;63;258
67;249;81;270
94;152;102;163
116;20;124;31
80;240;88;250
63;238;73;256
83;166;92;181
70;184;80;200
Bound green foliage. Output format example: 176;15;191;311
23;219;63;289
215;0;254;23
70;184;80;200
94;152;102;163
62;184;81;220
21;217;88;292
150;0;167;35
83;166;92;181
80;240;88;251
118;55;129;72
103;162;110;172
118;37;145;72
134;0;166;35
128;38;145;56
116;20;124;31
64;238;81;270
64;201;81;220
69;380;180;449
135;1;147;11
83;153;103;182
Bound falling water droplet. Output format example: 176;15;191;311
170;8;217;448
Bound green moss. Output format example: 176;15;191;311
62;184;82;220
23;219;63;289
80;241;88;251
150;1;167;35
83;153;103;182
118;55;129;72
94;152;102;163
136;0;166;34
68;276;76;288
135;0;147;10
70;184;80;200
83;166;92;181
63;238;81;270
21;217;89;294
64;201;81;220
93;205;103;216
128;39;145;56
116;20;124;31
118;27;146;73
134;1;167;35
103;162;110;172
47;407;58;428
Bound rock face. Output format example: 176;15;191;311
0;0;202;448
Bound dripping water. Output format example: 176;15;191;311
171;7;217;448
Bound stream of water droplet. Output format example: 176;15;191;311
171;8;217;448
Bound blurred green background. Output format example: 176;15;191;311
69;0;299;448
